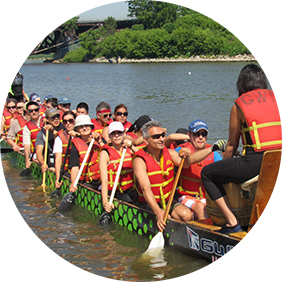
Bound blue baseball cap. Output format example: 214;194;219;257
58;96;71;104
29;93;40;102
44;94;53;101
188;119;208;133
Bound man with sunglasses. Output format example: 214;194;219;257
35;108;65;173
23;101;44;169
133;120;226;232
175;119;222;221
1;98;17;139
6;100;28;151
91;101;113;135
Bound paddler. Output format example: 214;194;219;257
175;119;222;221
201;64;282;234
133;120;226;231
58;96;72;120
35;108;65;173
99;121;138;213
1;98;17;139
69;115;103;193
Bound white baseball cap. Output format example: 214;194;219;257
108;121;124;134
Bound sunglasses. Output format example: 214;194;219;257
16;106;23;110
50;114;61;121
61;103;71;108
7;106;16;110
149;132;166;139
115;111;128;117
110;130;124;136
102;113;112;118
193;131;208;137
28;108;39;113
63;118;75;125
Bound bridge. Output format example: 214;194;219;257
31;17;136;58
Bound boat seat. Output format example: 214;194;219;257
241;175;259;191
229;231;248;240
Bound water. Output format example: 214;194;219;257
3;61;256;280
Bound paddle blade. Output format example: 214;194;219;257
99;212;112;224
19;168;31;177
51;188;61;198
58;192;75;212
146;232;165;251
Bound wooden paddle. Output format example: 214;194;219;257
58;137;95;212
51;134;72;198
146;157;185;251
99;147;127;224
37;129;49;192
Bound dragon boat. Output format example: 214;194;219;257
4;148;281;262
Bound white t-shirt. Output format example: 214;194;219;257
53;136;63;154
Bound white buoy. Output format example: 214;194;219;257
188;72;191;75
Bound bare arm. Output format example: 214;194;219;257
54;152;62;188
164;133;190;148
69;166;79;192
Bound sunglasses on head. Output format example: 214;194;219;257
7;106;16;110
116;111;128;117
102;113;112;118
193;131;208;137
63;118;75;125
149;132;166;139
50;114;61;121
28;108;39;113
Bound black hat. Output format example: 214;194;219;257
128;115;153;132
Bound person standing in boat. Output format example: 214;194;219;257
133;120;226;231
53;110;76;190
35;108;65;173
175;119;222;221
6;100;28;152
201;64;282;234
99;121;138;213
69;115;103;192
23;101;44;169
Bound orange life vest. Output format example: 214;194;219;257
91;118;112;134
134;146;174;209
26;119;43;151
236;89;282;152
57;130;71;171
101;145;134;192
3;108;13;131
71;137;100;182
15;115;27;148
122;121;132;131
178;142;214;198
39;105;46;116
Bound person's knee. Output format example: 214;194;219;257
173;205;192;222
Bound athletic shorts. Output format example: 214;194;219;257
178;195;206;212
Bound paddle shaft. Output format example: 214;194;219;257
108;147;127;205
163;157;185;223
73;138;95;188
58;134;72;183
42;129;49;190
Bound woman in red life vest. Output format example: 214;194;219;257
201;64;282;234
53;111;76;189
100;121;138;213
69;115;102;193
1;98;17;139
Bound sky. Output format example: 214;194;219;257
78;1;130;22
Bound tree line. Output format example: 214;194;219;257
63;2;250;62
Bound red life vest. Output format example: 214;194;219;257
39;105;46;116
101;144;134;192
26;119;43;151
3;108;13;131
134;146;174;209
71;137;100;182
126;131;146;149
91;118;112;134
15;115;27;148
236;89;282;152
123;121;132;131
178;142;214;198
57;130;71;171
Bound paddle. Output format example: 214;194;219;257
145;157;185;251
51;134;72;198
19;147;36;177
0;147;24;153
58;137;95;212
36;129;49;192
99;147;127;224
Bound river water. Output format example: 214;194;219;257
2;61;260;280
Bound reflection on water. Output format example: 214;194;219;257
2;156;208;280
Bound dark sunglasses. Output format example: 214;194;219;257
50;114;61;121
110;130;124;136
61;103;71;108
63;118;75;125
28;108;39;113
193;131;208;137
7;106;16;110
16;106;23;110
149;132;166;139
102;113;112;118
116;111;128;117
